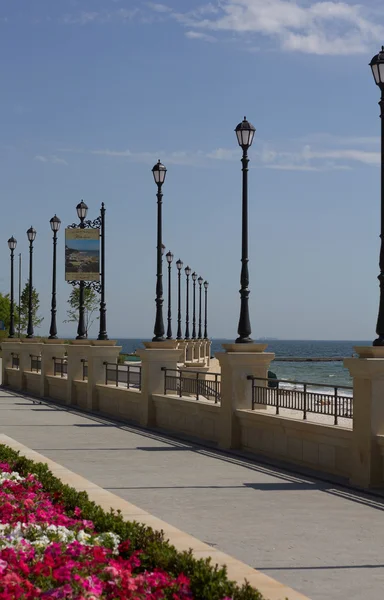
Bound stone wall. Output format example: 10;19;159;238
3;340;384;490
238;409;352;479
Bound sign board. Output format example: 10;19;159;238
65;228;100;282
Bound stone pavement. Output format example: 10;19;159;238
1;390;384;600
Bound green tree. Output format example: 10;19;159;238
65;287;99;337
0;293;11;332
17;283;44;334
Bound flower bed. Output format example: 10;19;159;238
0;444;264;600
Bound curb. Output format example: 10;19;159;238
0;433;310;600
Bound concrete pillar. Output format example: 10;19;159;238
87;343;121;411
344;346;384;488
67;342;92;406
41;342;67;399
216;344;275;449
177;341;188;365
1;341;22;389
137;341;183;427
19;341;43;391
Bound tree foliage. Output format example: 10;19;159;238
17;283;43;334
65;286;99;337
0;293;10;332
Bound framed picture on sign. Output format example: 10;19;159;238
65;228;100;282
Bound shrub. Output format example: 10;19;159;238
0;444;264;600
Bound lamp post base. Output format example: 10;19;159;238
152;336;165;342
235;336;253;344
373;336;384;346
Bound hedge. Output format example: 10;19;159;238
0;444;264;600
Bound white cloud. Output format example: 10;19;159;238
185;30;217;41
147;3;173;13
34;154;68;165
156;0;384;54
57;132;379;171
62;8;138;25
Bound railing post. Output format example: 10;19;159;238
104;362;108;385
196;371;199;401
163;367;167;395
115;364;118;387
276;380;280;415
127;365;130;389
179;370;182;397
303;383;307;420
334;387;338;426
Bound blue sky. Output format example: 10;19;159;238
0;0;383;339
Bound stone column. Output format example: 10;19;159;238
40;342;67;399
87;342;121;411
137;341;183;427
19;340;43;391
177;340;188;365
216;344;275;449
67;342;92;406
1;341;22;389
344;346;384;488
185;341;195;363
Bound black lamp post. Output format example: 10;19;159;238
76;201;88;340
26;226;37;339
166;251;174;339
198;276;203;339
204;280;209;339
192;272;197;339
176;259;183;340
235;116;256;343
7;236;17;338
152;160;167;342
370;48;384;345
49;215;61;339
185;266;191;339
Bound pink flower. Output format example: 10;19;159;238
0;558;8;574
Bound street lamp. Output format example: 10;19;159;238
7;236;17;338
370;48;384;345
235;116;256;343
176;259;183;340
26;226;36;339
76;201;88;339
185;265;191;339
191;272;197;339
152;159;167;342
198;276;203;339
49;215;61;339
204;281;209;339
166;251;174;339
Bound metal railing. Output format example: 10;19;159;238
11;353;19;369
53;357;68;378
81;359;88;381
162;368;221;403
30;354;41;373
247;376;353;425
104;363;142;390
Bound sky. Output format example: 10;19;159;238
0;0;383;340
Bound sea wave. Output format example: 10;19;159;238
278;380;353;397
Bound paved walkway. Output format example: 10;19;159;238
1;390;384;600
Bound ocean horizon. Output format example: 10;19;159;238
111;338;369;388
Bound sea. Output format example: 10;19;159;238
116;339;369;390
